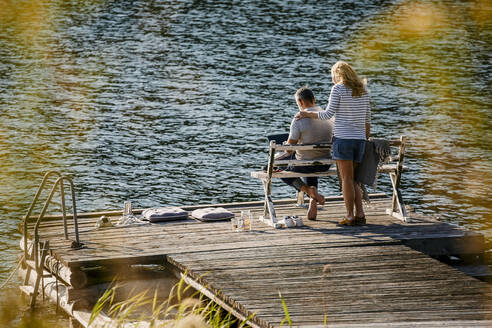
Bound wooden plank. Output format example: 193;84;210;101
32;217;474;244
228;289;492;304
25;196;391;228
260;310;492;325
41;218;482;268
174;270;264;328
43;234;482;270
274;158;335;167
251;164;407;179
166;254;492;325
274;144;332;151
308;321;492;328
22;194;389;232
271;139;402;152
21;197;491;327
27;195;377;223
56;236;396;269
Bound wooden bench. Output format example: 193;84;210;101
250;136;408;228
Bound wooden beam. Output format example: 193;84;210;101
165;261;264;328
274;158;335;167
274;144;332;151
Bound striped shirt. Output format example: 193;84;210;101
318;83;370;140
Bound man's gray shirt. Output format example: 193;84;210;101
288;106;334;160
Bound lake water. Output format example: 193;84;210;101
0;0;491;322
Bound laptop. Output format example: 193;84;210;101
266;133;292;163
266;133;289;144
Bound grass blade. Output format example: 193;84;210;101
278;291;292;327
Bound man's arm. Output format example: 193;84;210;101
276;119;300;159
275;138;298;160
288;118;301;146
282;138;298;153
287;138;298;145
365;123;370;140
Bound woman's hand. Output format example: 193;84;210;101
294;111;309;120
295;111;318;120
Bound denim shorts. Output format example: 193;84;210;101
332;137;366;162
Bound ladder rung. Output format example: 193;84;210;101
19;285;34;296
25;260;50;277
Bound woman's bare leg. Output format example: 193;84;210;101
337;160;355;219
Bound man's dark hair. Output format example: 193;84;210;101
295;87;315;103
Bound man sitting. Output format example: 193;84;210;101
280;87;334;220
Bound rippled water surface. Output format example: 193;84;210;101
0;0;491;317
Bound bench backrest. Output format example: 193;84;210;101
266;136;406;177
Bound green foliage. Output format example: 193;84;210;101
90;274;255;328
89;285;116;325
278;291;292;327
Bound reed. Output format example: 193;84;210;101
278;291;292;327
89;274;252;327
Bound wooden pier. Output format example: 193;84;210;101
19;195;492;327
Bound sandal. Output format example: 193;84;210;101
338;218;356;226
355;216;366;225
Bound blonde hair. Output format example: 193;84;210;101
331;61;366;97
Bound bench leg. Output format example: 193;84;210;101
262;180;269;217
386;172;409;222
259;180;280;228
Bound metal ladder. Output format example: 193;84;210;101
20;170;83;309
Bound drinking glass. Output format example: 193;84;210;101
123;201;133;216
241;210;253;231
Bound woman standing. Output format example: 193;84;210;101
296;61;370;225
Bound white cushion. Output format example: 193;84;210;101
141;207;188;222
191;207;234;222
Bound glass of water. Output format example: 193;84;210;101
123;201;133;216
241;210;253;231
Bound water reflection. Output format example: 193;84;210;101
346;0;492;232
